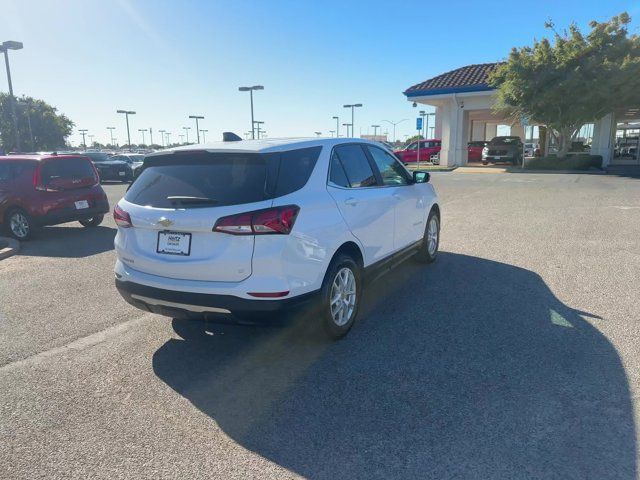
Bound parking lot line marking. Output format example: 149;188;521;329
0;316;149;372
456;167;507;174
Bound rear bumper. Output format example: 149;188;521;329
36;201;110;226
115;279;319;319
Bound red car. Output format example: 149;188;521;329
0;154;110;240
468;141;488;162
394;139;441;163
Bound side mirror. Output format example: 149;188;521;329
413;171;430;183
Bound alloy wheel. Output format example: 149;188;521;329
329;267;357;326
10;212;29;239
427;215;439;256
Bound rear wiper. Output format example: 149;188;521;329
167;196;219;206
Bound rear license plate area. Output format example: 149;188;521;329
157;231;192;256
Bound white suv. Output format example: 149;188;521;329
114;138;440;338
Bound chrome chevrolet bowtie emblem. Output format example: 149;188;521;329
157;218;173;228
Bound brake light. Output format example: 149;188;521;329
113;204;133;228
213;205;299;235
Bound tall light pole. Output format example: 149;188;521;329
200;129;208;143
106;127;116;146
88;134;95;146
1;41;24;151
179;134;184;144
254;120;264;139
158;129;166;147
183;126;191;144
189;115;204;143
382;118;408;143
239;85;264;139
329;130;335;137
371;124;380;138
138;128;148;145
165;132;171;146
343;104;362;138
116;109;136;146
332;116;340;137
149;128;153;146
343;123;352;137
78;129;88;148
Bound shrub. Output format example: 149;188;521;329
525;155;603;170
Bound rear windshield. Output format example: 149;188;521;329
41;157;96;182
126;147;321;208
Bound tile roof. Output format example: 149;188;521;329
404;63;502;96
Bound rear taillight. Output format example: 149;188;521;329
113;204;133;228
213;205;299;235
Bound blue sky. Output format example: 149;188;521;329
1;0;638;146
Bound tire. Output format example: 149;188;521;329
482;161;488;165
415;208;440;263
79;215;104;227
6;208;34;241
319;254;362;339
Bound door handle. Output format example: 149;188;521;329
344;197;358;206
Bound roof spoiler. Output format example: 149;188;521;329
222;132;243;142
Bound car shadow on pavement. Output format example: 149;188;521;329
152;252;636;479
17;225;116;258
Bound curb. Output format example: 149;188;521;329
0;236;20;261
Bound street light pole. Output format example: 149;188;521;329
116;109;136;146
329;130;335;137
371;124;380;138
179;134;184;144
382;119;408;143
239;85;264;139
183;126;190;144
165;132;171;146
149;128;153;146
189;115;204;143
343;104;362;138
254;121;264;139
107;127;116;146
1;41;24;152
200;129;208;143
332;116;340;137
314;131;322;137
138;128;147;145
343;123;352;137
158;130;165;147
78;129;88;148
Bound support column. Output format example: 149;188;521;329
434;106;443;138
439;100;466;166
591;113;615;167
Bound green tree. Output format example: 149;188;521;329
0;94;74;151
490;12;640;157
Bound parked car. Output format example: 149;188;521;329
114;138;440;338
467;141;488;162
111;153;145;177
83;151;133;182
482;136;523;165
0;154;109;240
394;139;441;163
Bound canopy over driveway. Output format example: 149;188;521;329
404;63;617;166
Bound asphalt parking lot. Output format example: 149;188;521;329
1;172;639;479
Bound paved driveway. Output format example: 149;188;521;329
1;172;639;479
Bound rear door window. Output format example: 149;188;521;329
270;146;321;197
329;151;350;187
333;144;377;188
41;157;95;182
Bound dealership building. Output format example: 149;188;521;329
404;63;638;168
